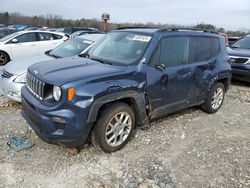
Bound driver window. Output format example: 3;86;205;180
160;37;189;67
15;33;37;43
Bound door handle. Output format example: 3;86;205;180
178;69;191;78
161;74;168;88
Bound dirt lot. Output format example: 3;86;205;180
0;81;249;188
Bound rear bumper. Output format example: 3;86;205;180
21;86;93;147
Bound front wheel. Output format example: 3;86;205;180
201;82;225;114
0;51;10;66
91;102;135;153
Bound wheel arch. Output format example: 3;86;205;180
86;90;149;127
216;77;230;92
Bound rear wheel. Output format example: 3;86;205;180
0;51;10;66
201;82;225;114
91;102;135;153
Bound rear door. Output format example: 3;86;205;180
187;36;218;104
8;32;39;59
145;36;195;118
37;32;63;53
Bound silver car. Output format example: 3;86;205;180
0;33;105;102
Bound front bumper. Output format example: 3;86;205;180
231;65;250;82
21;86;93;147
0;75;24;102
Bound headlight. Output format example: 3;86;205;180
53;86;61;101
14;73;27;83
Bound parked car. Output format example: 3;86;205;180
0;30;68;65
219;32;229;46
55;27;99;35
21;28;231;153
0;33;105;102
0;28;18;39
228;36;241;46
71;29;104;38
227;34;250;82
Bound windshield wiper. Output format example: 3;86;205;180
90;57;112;65
46;51;61;59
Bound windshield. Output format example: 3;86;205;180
88;32;152;66
231;36;250;49
49;38;93;58
0;32;19;42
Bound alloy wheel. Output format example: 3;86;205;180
211;87;224;110
105;112;132;147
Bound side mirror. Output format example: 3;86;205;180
155;64;166;71
11;38;18;43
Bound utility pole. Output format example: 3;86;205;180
102;13;110;32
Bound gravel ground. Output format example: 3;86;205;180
0;81;249;188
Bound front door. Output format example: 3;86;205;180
9;32;39;60
145;36;194;119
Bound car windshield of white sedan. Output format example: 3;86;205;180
49;38;92;58
88;32;151;66
232;36;250;49
0;32;19;42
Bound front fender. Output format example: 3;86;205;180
86;90;149;126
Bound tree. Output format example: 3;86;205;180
3;12;9;25
195;22;216;30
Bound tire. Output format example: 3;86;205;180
201;82;225;114
0;51;10;66
91;102;135;153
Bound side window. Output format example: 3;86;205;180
38;32;54;41
15;33;37;43
212;38;220;56
53;34;63;40
159;37;189;67
189;37;219;62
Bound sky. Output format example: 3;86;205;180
1;0;250;31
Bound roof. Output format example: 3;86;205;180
13;30;65;36
116;27;219;35
78;33;106;42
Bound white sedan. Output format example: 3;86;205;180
0;30;68;65
0;33;105;102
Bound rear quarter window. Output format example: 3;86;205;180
189;37;220;62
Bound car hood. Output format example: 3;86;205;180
29;56;130;86
4;53;53;75
227;47;250;57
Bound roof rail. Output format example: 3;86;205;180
116;26;158;30
158;27;219;34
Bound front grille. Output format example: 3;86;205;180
1;69;14;78
26;72;45;100
230;57;249;64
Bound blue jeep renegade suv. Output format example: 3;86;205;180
21;28;232;152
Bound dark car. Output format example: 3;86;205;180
21;28;232;153
56;27;100;35
227;34;250;82
0;28;18;39
71;29;104;38
228;36;241;46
